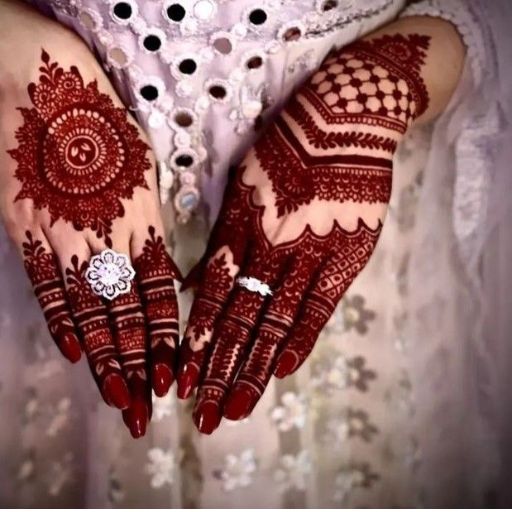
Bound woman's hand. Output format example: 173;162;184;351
176;15;465;434
0;5;180;438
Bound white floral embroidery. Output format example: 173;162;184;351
145;448;175;488
311;354;350;391
48;452;74;496
217;449;257;491
270;392;307;431
46;397;72;437
17;456;35;481
333;464;379;503
311;353;376;394
152;391;176;422
274;450;312;491
324;416;350;446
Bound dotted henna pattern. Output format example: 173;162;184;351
179;34;431;432
8;50;150;247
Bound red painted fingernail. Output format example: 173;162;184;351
103;374;131;410
194;402;221;435
122;401;148;439
153;364;174;397
177;364;198;399
61;332;82;363
224;385;257;420
274;350;298;379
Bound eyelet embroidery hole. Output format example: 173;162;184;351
212;37;233;55
111;0;137;24
179;59;197;75
174;110;195;128
165;2;186;22
248;9;267;26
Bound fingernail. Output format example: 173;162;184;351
61;332;82;363
123;401;148;439
153;364;174;397
103;374;131;410
194;402;221;435
274;350;298;379
177;364;198;399
224;385;257;420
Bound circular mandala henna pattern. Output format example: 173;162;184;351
8;50;150;246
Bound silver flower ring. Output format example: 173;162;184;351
236;276;273;297
85;249;136;301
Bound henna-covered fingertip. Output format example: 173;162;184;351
176;364;199;399
224;384;257;420
60;332;82;363
194;402;221;435
103;374;131;410
122;401;148;439
273;350;299;379
153;364;174;397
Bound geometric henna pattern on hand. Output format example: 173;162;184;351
178;34;431;434
255;34;430;216
8;50;150;247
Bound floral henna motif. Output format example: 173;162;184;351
8;50;150;247
134;226;181;396
22;232;81;363
181;34;431;432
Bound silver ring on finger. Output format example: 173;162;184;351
85;249;136;301
236;276;273;297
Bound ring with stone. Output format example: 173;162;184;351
85;249;136;301
236;276;273;297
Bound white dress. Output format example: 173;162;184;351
0;0;509;507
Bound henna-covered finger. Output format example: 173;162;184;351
274;224;381;379
108;281;148;438
192;255;284;434
223;258;318;421
133;226;181;399
21;230;82;363
177;167;251;400
64;251;131;409
177;246;241;400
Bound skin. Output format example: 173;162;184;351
0;1;180;438
175;15;466;434
0;1;466;438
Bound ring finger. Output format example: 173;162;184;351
192;250;285;434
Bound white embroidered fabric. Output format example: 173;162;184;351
0;0;511;507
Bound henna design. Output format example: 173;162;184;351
178;34;430;433
134;226;181;396
8;50;150;247
285;96;397;152
65;255;125;388
22;232;81;363
304;33;430;131
255;117;393;215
